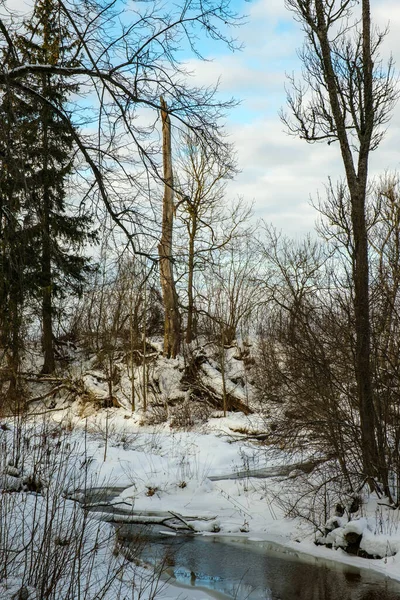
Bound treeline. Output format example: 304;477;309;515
0;0;242;392
2;0;400;512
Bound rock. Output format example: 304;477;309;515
335;503;344;517
239;520;250;533
5;465;21;478
0;474;23;492
324;517;341;534
344;531;362;554
349;496;361;514
345;531;361;545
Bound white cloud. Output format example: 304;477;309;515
4;0;33;15
183;0;400;237
184;55;286;95
224;117;344;235
247;0;292;23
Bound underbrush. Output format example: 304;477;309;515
0;416;163;600
264;457;400;559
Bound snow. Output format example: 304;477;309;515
3;406;400;598
3;348;400;598
360;528;400;559
74;411;400;588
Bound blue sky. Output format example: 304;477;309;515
8;0;400;237
184;0;400;237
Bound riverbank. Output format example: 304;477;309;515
2;405;400;599
119;525;400;599
56;407;400;587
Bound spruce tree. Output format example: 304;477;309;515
0;0;95;378
18;0;95;373
0;85;29;399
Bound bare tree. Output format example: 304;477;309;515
174;131;240;343
282;0;398;481
256;226;365;496
305;174;400;501
0;0;241;258
159;96;181;358
200;234;262;345
369;176;400;502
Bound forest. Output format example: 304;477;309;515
1;0;400;598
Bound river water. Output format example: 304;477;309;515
117;525;400;600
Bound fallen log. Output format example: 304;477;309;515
27;383;76;404
199;364;253;415
68;490;217;533
209;459;326;481
193;378;253;415
87;508;217;533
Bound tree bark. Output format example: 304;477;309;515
40;74;55;375
186;223;196;344
158;96;181;358
312;0;379;478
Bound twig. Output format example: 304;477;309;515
168;510;195;531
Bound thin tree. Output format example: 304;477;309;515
282;0;398;481
175;131;239;344
159;96;181;358
201;235;261;346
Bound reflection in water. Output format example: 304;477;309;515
117;526;400;600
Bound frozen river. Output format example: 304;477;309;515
117;525;400;600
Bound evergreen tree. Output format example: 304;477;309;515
15;0;95;373
0;0;95;382
0;85;29;399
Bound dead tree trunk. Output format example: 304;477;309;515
158;96;181;358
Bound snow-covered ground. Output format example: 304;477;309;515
53;408;400;585
2;345;400;598
2;407;400;599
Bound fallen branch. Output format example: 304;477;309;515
27;383;76;404
168;510;195;531
89;510;216;533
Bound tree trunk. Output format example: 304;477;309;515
351;185;378;478
41;76;55;375
41;209;54;374
158;96;181;358
186;225;196;344
313;0;378;479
